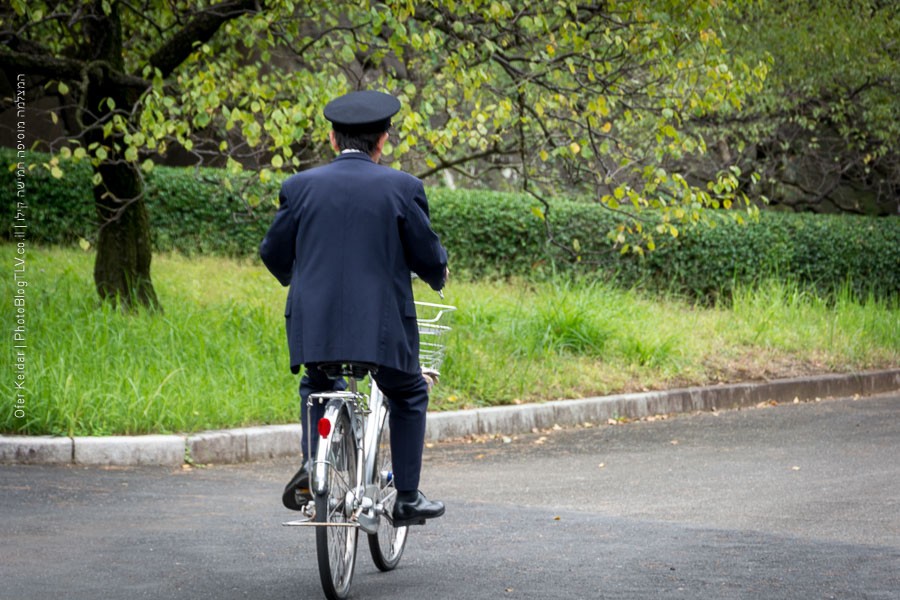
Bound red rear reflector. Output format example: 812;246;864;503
317;418;332;438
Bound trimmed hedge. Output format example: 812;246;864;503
615;212;900;299
429;189;899;299
4;151;96;246
3;147;898;299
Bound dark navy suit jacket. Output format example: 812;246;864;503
260;152;448;374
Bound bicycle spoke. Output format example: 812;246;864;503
367;408;408;571
315;404;359;599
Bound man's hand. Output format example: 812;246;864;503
438;266;450;299
422;367;440;392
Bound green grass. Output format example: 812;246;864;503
3;246;296;436
2;244;898;436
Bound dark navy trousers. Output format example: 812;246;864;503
299;363;429;493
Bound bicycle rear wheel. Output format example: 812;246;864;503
315;405;358;600
367;407;408;571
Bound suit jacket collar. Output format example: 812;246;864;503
332;152;375;164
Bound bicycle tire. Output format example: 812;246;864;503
367;406;408;571
315;404;358;600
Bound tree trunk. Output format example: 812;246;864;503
82;0;159;310
92;160;159;310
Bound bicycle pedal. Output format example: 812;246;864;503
282;515;315;526
392;517;426;527
282;505;316;526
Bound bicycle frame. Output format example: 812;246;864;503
301;378;390;535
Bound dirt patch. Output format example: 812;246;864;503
700;351;835;384
611;351;846;396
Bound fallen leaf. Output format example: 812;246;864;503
598;463;606;469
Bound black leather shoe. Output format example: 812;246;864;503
391;490;445;526
282;462;312;511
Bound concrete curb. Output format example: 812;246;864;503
425;368;900;442
2;369;898;467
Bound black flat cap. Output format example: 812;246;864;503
323;90;401;134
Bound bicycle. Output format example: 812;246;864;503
283;300;455;600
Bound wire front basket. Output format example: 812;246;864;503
415;301;456;372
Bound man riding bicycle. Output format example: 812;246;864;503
260;90;449;527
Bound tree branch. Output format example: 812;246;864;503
145;0;261;78
0;47;148;90
414;146;511;180
0;47;85;81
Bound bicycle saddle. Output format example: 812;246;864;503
317;362;378;381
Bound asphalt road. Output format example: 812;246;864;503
2;392;898;600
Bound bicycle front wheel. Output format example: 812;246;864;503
367;407;408;571
315;404;359;600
